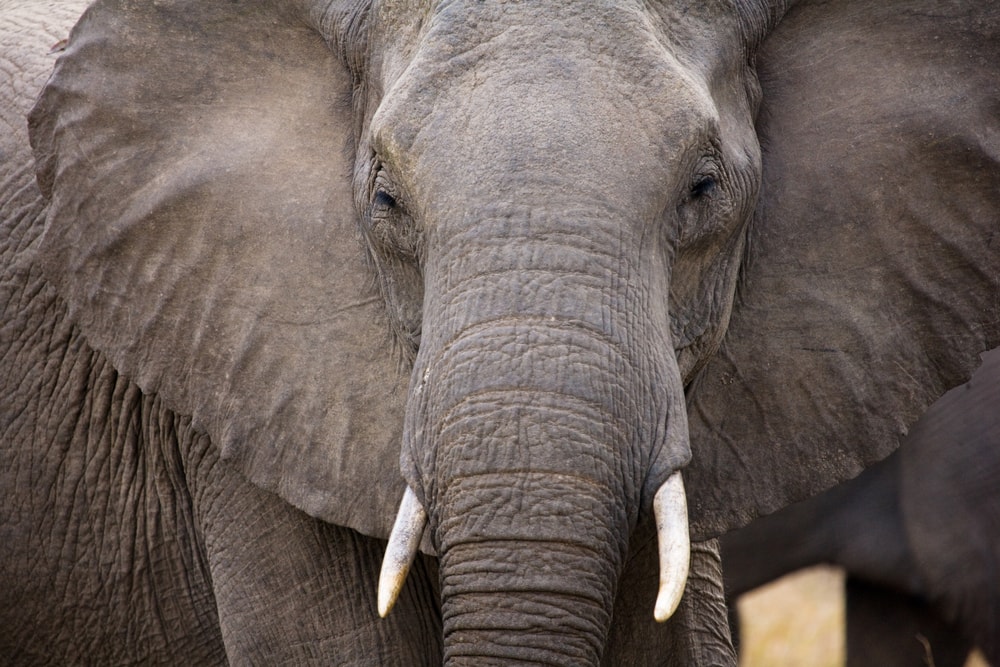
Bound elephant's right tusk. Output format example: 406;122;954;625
652;471;690;622
377;486;428;618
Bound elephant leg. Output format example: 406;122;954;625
3;93;224;660
1;274;225;662
604;520;736;667
846;577;971;667
183;434;442;664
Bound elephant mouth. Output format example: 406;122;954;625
377;471;691;623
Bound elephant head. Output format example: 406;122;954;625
27;0;1000;662
355;3;769;638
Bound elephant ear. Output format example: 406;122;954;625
686;0;1000;539
29;0;408;540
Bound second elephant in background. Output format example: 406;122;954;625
722;348;1000;667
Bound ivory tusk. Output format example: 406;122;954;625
652;471;690;622
377;486;428;618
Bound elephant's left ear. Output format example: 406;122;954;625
29;0;408;539
684;1;1000;540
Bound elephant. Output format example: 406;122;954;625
722;347;1000;667
2;0;999;664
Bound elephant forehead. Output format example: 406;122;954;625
370;0;721;194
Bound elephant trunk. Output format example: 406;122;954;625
389;206;691;663
426;325;632;665
438;473;621;665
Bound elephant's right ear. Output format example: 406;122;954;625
684;1;1000;540
29;0;410;540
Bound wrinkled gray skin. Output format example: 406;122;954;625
3;0;1000;664
723;348;1000;667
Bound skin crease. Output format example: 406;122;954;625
5;0;1000;665
723;347;1000;666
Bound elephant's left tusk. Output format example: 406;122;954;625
377;486;428;618
653;471;690;622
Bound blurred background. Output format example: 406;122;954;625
737;566;988;667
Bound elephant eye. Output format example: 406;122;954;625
366;168;422;263
370;164;403;216
374;189;397;210
690;175;716;199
